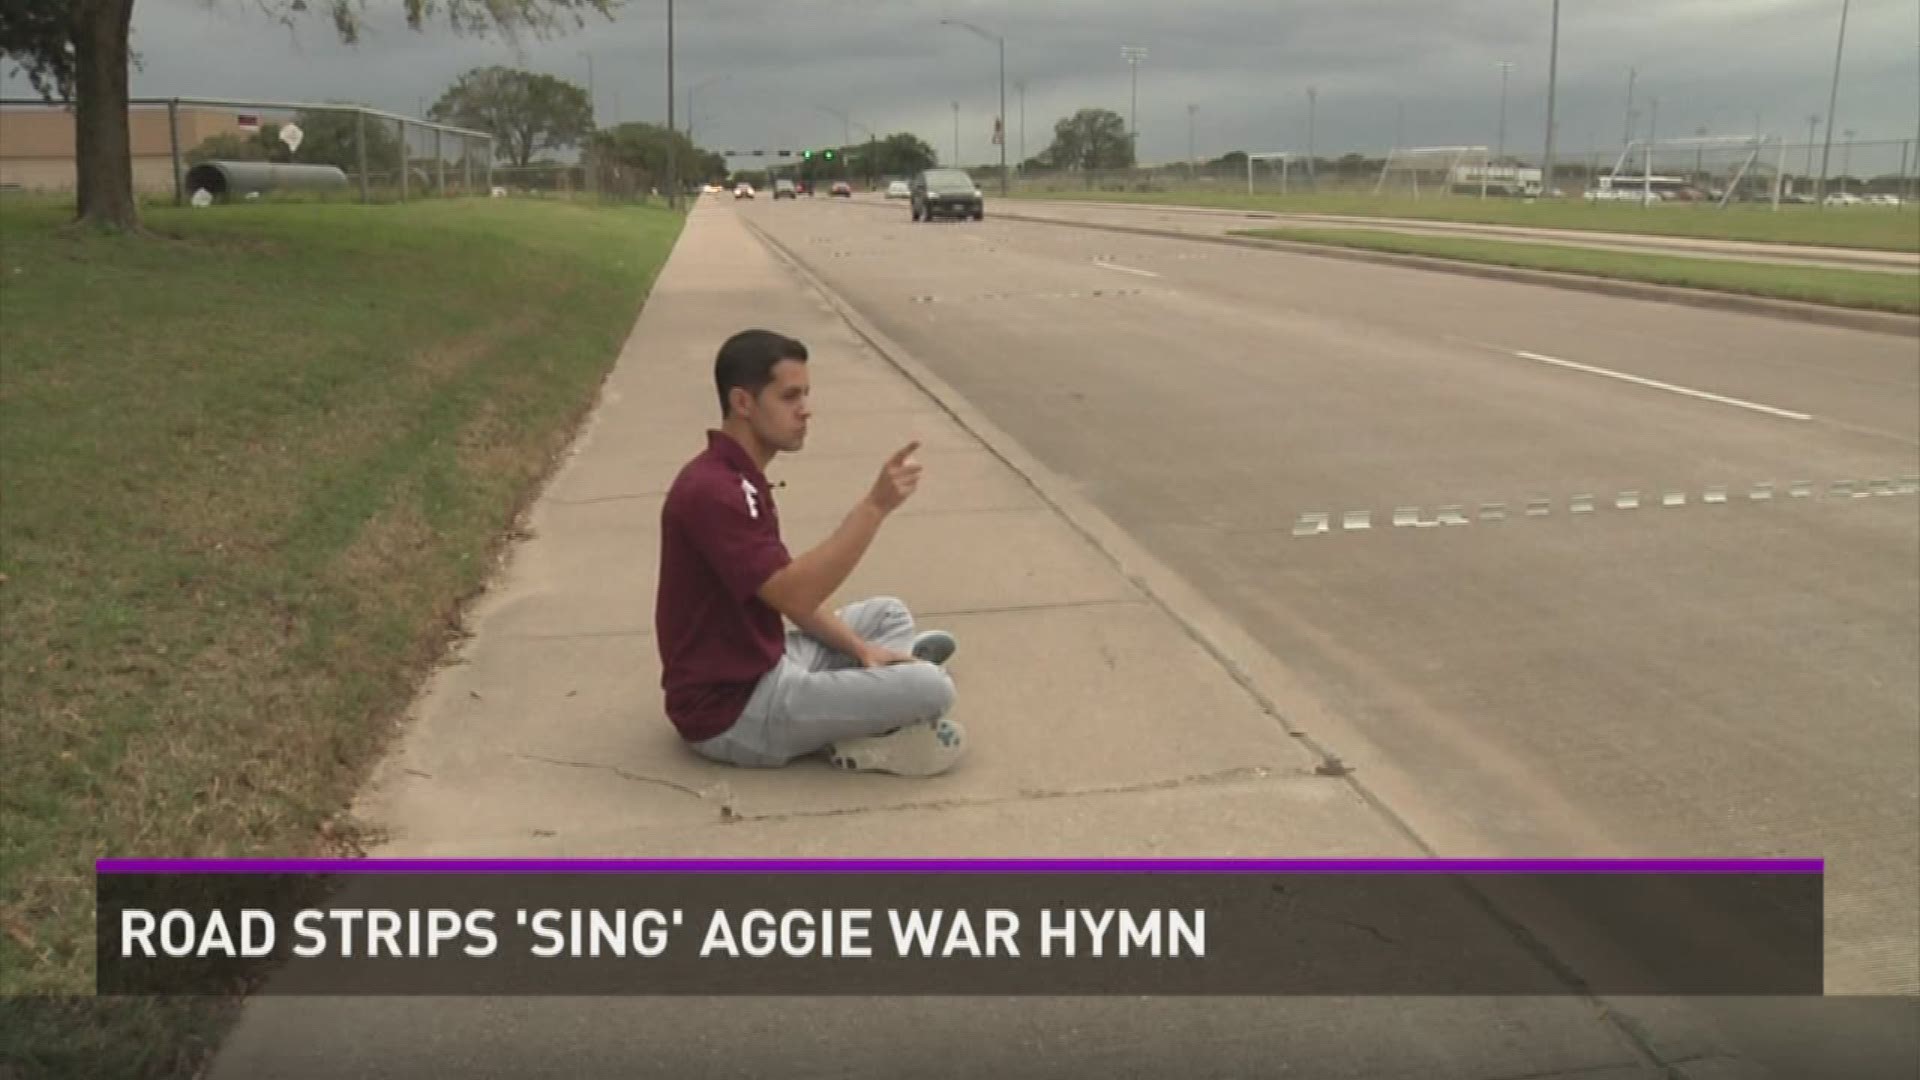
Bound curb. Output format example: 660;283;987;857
983;207;1920;338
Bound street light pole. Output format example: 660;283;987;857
666;0;678;209
1817;0;1850;204
940;18;1010;196
1188;103;1198;174
952;100;960;165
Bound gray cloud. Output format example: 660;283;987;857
10;0;1917;170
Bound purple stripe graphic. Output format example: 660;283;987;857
96;858;1824;875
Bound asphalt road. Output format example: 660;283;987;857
736;191;1920;997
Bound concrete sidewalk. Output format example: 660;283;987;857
206;203;1814;1079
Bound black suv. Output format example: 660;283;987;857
911;169;983;221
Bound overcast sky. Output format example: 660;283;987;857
11;0;1920;170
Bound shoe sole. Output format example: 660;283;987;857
829;718;966;777
911;630;957;666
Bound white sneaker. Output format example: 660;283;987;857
828;717;967;777
910;630;957;666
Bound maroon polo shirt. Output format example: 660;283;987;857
655;430;793;742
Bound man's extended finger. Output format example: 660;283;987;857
889;440;922;465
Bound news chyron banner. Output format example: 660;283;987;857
97;858;1824;997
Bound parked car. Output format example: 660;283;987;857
773;179;798;200
830;181;853;198
1824;192;1863;207
733;183;754;199
886;180;911;199
911;168;984;221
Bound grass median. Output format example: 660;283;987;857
0;196;683;1076
1228;225;1920;315
1014;189;1920;253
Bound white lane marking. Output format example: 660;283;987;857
1092;260;1161;278
1511;349;1811;422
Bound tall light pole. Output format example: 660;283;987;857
1543;0;1560;194
1495;60;1513;162
1623;65;1637;146
1806;114;1820;181
940;18;1009;196
580;51;595;127
1188;103;1198;175
1842;128;1856;194
1016;80;1027;172
1817;0;1850;204
665;0;678;210
1122;45;1148;160
687;73;731;146
1306;85;1317;188
952;100;960;165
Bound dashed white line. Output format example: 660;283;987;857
1511;349;1812;422
1092;260;1162;278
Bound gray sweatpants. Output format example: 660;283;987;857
688;596;957;768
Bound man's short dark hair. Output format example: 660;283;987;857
715;330;808;418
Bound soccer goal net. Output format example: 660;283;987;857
1372;146;1497;198
1598;136;1786;208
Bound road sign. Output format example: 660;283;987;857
992;118;1003;146
279;122;303;153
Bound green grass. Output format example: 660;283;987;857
1013;188;1920;253
0;196;683;1077
1229;226;1920;315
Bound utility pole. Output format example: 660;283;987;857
1645;96;1658;206
1817;0;1850;204
1623;65;1636;146
1806;114;1820;182
952;100;960;165
1842;128;1855;194
1543;0;1560;194
1122;46;1148;162
1496;61;1513;162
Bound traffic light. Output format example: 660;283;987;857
802;149;814;159
824;149;835;161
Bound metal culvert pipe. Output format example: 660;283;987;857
183;161;350;201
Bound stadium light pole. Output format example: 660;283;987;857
687;74;731;146
1122;45;1149;162
1496;61;1513;162
1817;0;1850;204
1542;0;1560;193
1306;84;1317;187
1623;65;1636;146
940;18;1009;196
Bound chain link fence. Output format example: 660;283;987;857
1009;137;1920;208
0;96;494;204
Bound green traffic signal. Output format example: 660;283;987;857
824;150;835;160
802;149;813;159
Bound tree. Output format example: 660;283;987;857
0;0;614;232
1037;108;1133;172
429;66;591;168
591;121;700;191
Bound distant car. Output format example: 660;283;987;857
886;180;911;200
1866;193;1903;207
911;168;984;221
733;183;754;199
830;181;853;198
774;179;798;200
1824;192;1863;207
